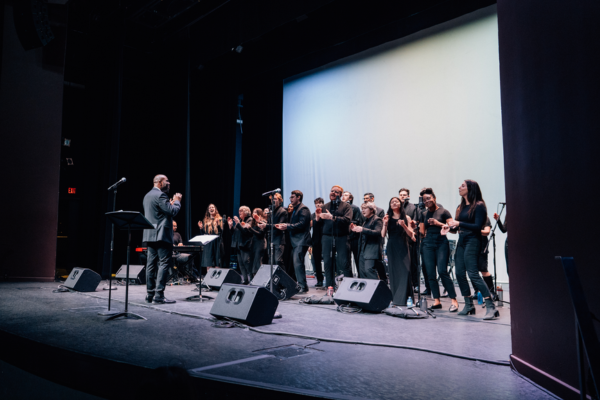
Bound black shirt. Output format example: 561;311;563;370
348;203;365;240
311;212;323;245
424;207;452;234
173;232;183;245
317;200;353;236
456;202;487;238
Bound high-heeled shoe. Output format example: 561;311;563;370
483;298;500;320
449;304;458;312
458;296;476;315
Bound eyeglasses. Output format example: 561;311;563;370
331;190;341;194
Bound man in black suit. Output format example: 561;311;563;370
342;191;364;277
142;174;181;304
276;190;312;293
314;185;353;288
399;188;422;291
351;202;384;279
363;192;386;281
259;193;288;269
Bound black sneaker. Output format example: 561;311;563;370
297;288;309;294
315;281;324;287
153;297;176;304
145;295;153;303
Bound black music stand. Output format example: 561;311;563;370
185;235;218;302
104;211;154;321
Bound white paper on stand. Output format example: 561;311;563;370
189;235;219;245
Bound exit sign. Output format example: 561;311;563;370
68;188;76;194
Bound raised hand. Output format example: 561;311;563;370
198;221;203;229
441;225;450;235
398;219;407;228
448;219;460;228
351;224;363;233
493;212;500;221
173;193;182;202
227;217;233;229
233;216;240;224
383;215;389;226
410;220;417;229
427;218;438;226
320;209;333;220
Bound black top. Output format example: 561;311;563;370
311;213;323;245
266;205;288;245
348;203;365;240
231;217;253;249
403;202;418;222
287;203;312;247
359;215;383;260
173;232;183;245
456;202;487;238
249;224;266;240
423;207;452;235
317;200;353;236
497;215;507;233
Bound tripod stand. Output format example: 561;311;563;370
104;211;154;321
483;202;506;299
186;235;218;302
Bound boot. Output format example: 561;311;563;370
483;298;500;320
458;296;476;315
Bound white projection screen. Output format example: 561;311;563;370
282;5;508;283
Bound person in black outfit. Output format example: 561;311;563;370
310;198;325;286
248;208;266;276
493;211;508;276
363;192;386;280
351;202;383;279
476;217;496;296
381;197;415;306
447;179;499;319
419;189;459;312
314;185;353;288
276;190;312;293
399;188;422;290
142;174;181;304
228;206;253;284
172;221;193;278
198;204;224;272
258;193;288;270
342;191;364;277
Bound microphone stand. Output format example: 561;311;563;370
483;203;506;299
98;187;119;316
268;196;282;318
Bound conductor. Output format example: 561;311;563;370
142;174;182;304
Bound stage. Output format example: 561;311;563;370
0;278;555;399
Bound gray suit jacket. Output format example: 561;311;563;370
287;203;312;248
142;187;181;243
359;216;383;260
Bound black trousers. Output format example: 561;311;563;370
322;235;350;287
409;241;420;287
455;235;490;298
359;253;379;280
348;236;360;277
236;247;252;282
311;243;324;283
146;241;172;297
422;235;456;300
292;245;309;290
505;238;509;276
265;242;285;270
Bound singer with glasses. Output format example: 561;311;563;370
447;180;499;320
314;185;353;288
419;189;459;312
381;197;415;306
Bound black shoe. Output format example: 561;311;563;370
297;288;309;294
153;297;176;304
421;289;431;296
429;303;442;310
315;281;324;287
145;295;153;303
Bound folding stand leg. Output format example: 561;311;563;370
106;228;146;321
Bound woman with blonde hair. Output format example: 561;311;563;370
198;204;223;272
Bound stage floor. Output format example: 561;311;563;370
0;278;555;400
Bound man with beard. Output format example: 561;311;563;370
259;193;288;269
342;191;364;277
275;190;312;293
314;185;353;288
142;175;182;304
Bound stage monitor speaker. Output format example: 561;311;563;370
250;265;300;300
63;268;101;292
115;265;146;284
333;278;392;312
204;267;242;290
210;284;279;326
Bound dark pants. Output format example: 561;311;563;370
237;248;252;282
505;239;509;276
374;260;386;281
409;241;420;287
419;241;432;291
422;235;456;300
292;245;309;290
266;241;285;270
146;241;172;298
359;253;378;279
348;236;360;277
322;235;350;287
311;243;324;283
455;235;490;298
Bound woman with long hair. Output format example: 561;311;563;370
381;197;415;306
248;208;267;277
198;204;223;272
419;188;459;312
447;180;499;319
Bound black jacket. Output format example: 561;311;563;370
287;203;312;248
142;187;181;243
359;215;383;260
348;203;365;240
317;200;353;236
266;205;288;245
231;217;253;249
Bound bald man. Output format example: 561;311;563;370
142;174;182;304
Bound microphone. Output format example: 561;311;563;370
107;177;126;191
262;188;281;196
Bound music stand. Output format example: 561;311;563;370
185;235;218;302
104;211;154;321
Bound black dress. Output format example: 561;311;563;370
199;219;223;268
249;224;266;274
386;217;413;306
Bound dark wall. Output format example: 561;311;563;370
0;3;65;281
497;1;600;398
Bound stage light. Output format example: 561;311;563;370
68;187;76;194
63;138;71;147
233;45;243;53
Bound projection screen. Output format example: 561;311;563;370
282;5;508;283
